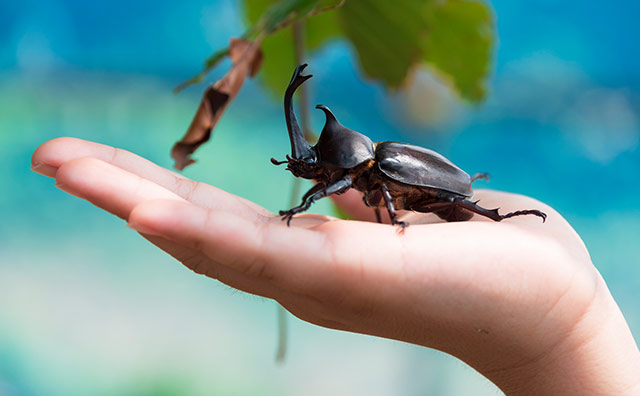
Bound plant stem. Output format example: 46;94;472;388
275;300;289;364
276;19;311;365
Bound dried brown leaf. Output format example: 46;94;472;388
171;38;263;170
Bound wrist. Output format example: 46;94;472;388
488;278;640;395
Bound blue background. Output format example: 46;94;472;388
1;0;639;395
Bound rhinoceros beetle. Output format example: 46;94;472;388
271;64;546;229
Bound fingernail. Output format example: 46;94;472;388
127;221;162;236
31;163;57;177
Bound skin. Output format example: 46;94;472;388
32;137;640;395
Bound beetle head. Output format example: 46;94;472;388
288;155;322;179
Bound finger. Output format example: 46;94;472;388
140;234;283;300
127;199;334;294
32;137;271;217
55;157;185;220
471;190;590;263
32;137;184;180
53;155;286;298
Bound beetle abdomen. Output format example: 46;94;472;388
375;142;472;197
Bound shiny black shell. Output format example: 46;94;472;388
314;105;375;168
375;142;472;197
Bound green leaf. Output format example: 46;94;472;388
422;0;494;101
244;0;280;26
250;28;297;96
336;0;494;101
243;0;342;97
337;0;427;89
178;0;494;102
306;1;343;51
243;0;296;95
176;0;341;93
245;0;342;36
258;0;319;33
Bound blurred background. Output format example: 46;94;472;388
2;0;639;395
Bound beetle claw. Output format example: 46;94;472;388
279;210;295;227
394;221;408;235
499;209;547;223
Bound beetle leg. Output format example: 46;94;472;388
362;191;384;224
442;198;547;223
270;158;288;165
279;177;352;226
410;201;469;221
470;172;490;183
373;208;382;224
300;182;326;203
380;184;408;232
496;207;547;222
280;182;326;225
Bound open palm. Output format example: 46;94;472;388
32;137;639;395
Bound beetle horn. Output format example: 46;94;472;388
315;104;344;140
284;64;315;161
315;104;338;125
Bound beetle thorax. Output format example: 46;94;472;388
313;106;375;169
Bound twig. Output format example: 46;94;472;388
177;1;347;92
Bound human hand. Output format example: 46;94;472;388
32;137;640;395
